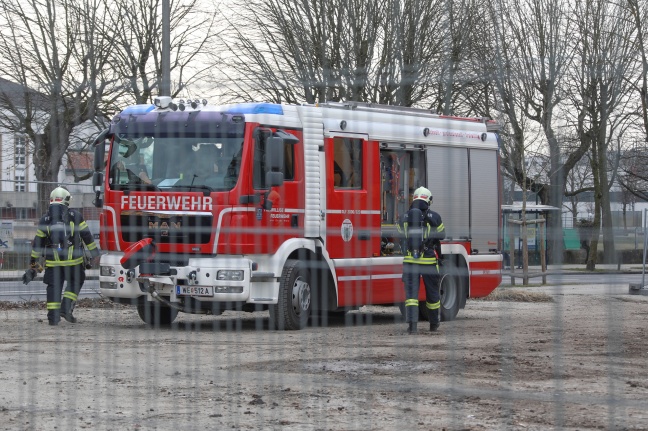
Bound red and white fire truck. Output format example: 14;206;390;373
92;98;502;329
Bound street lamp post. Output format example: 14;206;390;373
161;0;170;97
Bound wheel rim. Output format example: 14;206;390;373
439;274;457;310
291;276;311;316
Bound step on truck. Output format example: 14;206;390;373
92;98;503;329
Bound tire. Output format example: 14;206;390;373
397;302;406;318
269;260;312;330
439;266;461;321
418;264;462;322
137;302;178;326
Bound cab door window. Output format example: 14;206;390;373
253;129;295;188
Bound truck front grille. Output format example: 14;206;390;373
120;212;213;245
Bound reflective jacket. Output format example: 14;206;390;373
30;206;100;268
397;200;445;265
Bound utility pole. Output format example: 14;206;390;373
161;0;171;96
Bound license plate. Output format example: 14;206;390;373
175;285;214;297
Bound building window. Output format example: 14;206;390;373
15;136;26;166
14;175;25;192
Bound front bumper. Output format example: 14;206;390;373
98;253;276;304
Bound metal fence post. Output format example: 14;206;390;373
629;208;648;295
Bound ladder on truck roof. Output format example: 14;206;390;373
312;101;501;131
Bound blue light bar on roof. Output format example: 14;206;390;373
225;103;283;115
121;104;155;115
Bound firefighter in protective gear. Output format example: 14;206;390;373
23;186;100;326
397;187;445;334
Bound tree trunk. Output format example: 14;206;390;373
598;145;617;264
547;162;564;265
33;133;64;216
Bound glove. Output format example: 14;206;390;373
85;255;101;269
22;268;37;285
29;260;43;273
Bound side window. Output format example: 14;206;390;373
253;129;295;188
284;141;294;180
333;138;362;189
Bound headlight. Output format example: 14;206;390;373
217;270;244;281
100;266;116;276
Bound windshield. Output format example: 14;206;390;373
108;136;243;192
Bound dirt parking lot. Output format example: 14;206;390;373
1;285;647;430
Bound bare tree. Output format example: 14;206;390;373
0;0;118;213
430;0;493;115
0;0;221;214
217;0;389;104
564;151;593;227
618;141;648;202
217;0;488;111
567;0;639;267
104;0;221;104
627;0;648;143
485;0;579;264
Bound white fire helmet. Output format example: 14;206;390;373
412;187;432;204
50;186;71;206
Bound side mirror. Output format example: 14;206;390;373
92;172;104;188
274;130;299;145
93;191;103;208
266;171;283;187
92;172;104;208
93;129;109;171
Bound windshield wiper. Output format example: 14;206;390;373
171;184;214;195
117;183;160;191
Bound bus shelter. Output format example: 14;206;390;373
501;204;560;284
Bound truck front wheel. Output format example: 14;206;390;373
137;302;178;327
269;260;312;330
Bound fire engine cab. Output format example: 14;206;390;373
93;98;502;330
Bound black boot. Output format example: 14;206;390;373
61;311;77;323
61;298;77;323
407;322;418;334
47;309;60;326
429;309;439;332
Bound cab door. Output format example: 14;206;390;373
250;127;303;254
325;135;380;306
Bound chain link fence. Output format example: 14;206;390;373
0;181;98;270
0;181;646;430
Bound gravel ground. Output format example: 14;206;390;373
1;287;647;430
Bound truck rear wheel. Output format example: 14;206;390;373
439;265;461;321
418;264;462;322
269;260;312;330
137;302;178;326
